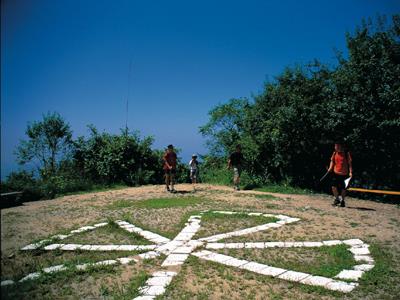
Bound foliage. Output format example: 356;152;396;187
15;112;73;178
200;15;400;191
72;126;163;186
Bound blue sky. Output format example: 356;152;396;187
1;0;399;179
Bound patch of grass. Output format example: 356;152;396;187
352;243;400;299
256;184;311;195
1;262;120;299
350;222;359;228
218;244;355;278
61;223;152;245
193;211;279;239
100;270;149;300
251;194;279;200
106;199;137;209
133;196;205;209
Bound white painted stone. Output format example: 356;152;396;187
350;247;370;255
276;215;291;220
142;285;166;296
97;245;121;251
286;218;300;223
248;212;263;216
241;262;269;273
146;276;173;286
326;280;357;293
117;245;156;251
258;266;287;277
21;242;45;250
93;222;108;227
262;213;275;217
277;220;289;225
223;243;245;249
61;244;82;250
343;239;364;246
300;275;333;287
353;264;374;271
278;271;310;282
139;251;159;259
152;271;177;277
354;255;374;263
292;242;304;247
174;232;195;241
132;296;155;300
245;242;266;249
267;223;282;228
44;244;64;250
191;250;215;258
223;258;249;267
335;270;364;281
265;242;285;247
94;260;118;266
117;257;136;265
43;265;67;273
164;254;189;262
322;240;342;246
255;224;276;231
116;221;130;225
173;246;195;254
20;272;41;282
1;280;15;286
205;243;226;249
52;234;70;240
156;241;184;253
283;242;296;247
76;264;89;271
303;242;323;247
187;240;204;249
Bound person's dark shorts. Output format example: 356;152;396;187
331;173;348;192
164;168;176;175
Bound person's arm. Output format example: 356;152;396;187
348;152;353;177
327;153;335;172
227;157;232;169
163;153;172;169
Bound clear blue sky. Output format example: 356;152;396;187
1;0;399;179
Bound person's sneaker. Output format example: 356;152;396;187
171;189;177;193
166;187;170;192
332;197;340;206
340;200;346;207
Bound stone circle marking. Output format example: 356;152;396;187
2;211;375;298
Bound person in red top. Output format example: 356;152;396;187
327;143;353;207
163;144;177;193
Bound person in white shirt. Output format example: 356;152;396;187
189;154;199;191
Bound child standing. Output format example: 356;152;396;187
189;154;199;191
327;143;353;207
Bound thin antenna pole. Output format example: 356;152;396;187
125;59;133;134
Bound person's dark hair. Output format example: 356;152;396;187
167;144;174;149
236;144;241;149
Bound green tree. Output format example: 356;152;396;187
16;112;73;178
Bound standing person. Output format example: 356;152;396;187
163;144;177;193
227;144;244;191
328;143;353;207
189;154;199;191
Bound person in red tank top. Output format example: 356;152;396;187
163;144;177;193
327;143;353;207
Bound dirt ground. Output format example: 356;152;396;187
1;183;400;299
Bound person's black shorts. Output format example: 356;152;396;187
331;173;348;192
164;169;176;175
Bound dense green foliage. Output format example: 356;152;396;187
200;15;400;191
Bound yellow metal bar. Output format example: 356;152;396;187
348;187;400;196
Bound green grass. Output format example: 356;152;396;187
99;270;149;300
193;211;279;239
256;184;311;195
218;244;355;278
107;196;206;210
60;222;152;245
